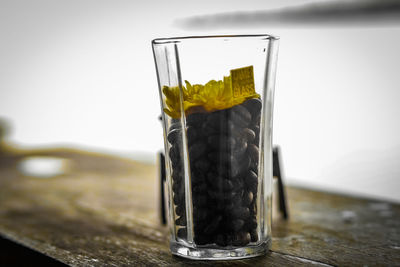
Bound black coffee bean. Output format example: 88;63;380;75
194;159;210;173
171;162;183;174
205;117;236;134
201;121;217;136
252;125;260;143
189;142;206;161
223;200;236;212
218;189;239;201
191;171;206;185
187;113;207;127
250;229;258;242
242;98;262;117
226;120;237;133
215;201;227;211
207;135;236;152
172;170;182;182
177;228;187;239
207;170;219;184
248;216;257;229
167;128;181;144
254;136;260;146
243;191;254;206
252;114;261;126
250;161;258;173
232;232;251;246
175;216;186;226
171;159;181;170
222;179;234;191
230;177;244;190
252;125;260;135
175;205;185;217
169;121;181;132
206;171;219;183
206;110;227;129
232;207;250;219
206;189;217;200
215;164;230;177
233;128;255;143
232;139;247;158
169;145;181;163
186;126;198;144
193;194;208;207
206;170;217;179
231;191;244;207
211;178;234;192
193;183;207;194
242;128;256;143
207;152;218;162
204;119;226;136
225;234;234;246
172;181;184;195
246;170;259;193
209;176;224;191
229;105;252;128
207;135;220;148
227;190;241;200
215;234;227;247
194;234;211;245
250;202;257;214
204;215;222;235
207;190;222;201
247;144;259;166
230;155;250;178
230;219;245;231
207;151;233;166
173;192;184;205
168;147;177;163
193;207;208;222
250;165;258;175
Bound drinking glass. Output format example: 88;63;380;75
152;34;279;260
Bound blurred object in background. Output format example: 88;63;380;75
273;146;288;220
0;118;10;149
0;118;13;168
177;0;400;29
17;156;69;178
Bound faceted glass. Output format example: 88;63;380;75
152;35;279;260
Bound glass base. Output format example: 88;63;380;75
170;239;270;260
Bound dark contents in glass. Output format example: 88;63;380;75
168;98;262;247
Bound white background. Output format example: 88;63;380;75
1;0;399;202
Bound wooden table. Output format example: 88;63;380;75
0;147;399;266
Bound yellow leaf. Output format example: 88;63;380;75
162;66;260;118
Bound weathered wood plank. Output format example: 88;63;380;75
273;187;400;266
0;148;398;266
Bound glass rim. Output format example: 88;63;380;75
152;34;279;45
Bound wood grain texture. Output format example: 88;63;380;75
0;147;399;266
